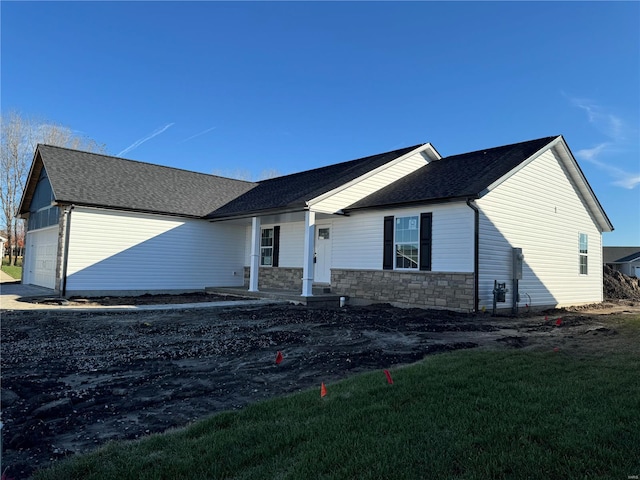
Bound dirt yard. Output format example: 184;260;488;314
2;300;639;478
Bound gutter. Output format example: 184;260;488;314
61;204;75;297
207;205;307;223
466;198;480;312
344;195;475;215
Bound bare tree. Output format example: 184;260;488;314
0;111;106;265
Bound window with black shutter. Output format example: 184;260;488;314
383;213;432;270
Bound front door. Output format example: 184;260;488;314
314;225;332;284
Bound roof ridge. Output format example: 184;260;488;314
257;143;426;184
37;144;257;185
442;136;559;159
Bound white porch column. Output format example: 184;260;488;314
301;210;316;297
249;216;261;292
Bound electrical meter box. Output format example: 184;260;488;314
512;248;524;280
493;282;507;303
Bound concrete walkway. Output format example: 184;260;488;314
0;272;283;312
0;269;18;283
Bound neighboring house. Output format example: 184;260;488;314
18;135;613;311
0;234;6;262
604;247;640;278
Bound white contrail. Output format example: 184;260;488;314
567;94;638;189
576;143;640;190
179;126;217;144
117;123;175;156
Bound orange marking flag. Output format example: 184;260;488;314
320;382;327;398
383;369;394;385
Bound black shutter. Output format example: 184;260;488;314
272;226;280;267
383;216;394;270
419;212;432;271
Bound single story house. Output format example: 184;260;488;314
18;135;613;311
604;247;640;278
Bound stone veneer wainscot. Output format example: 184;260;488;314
331;269;475;312
244;266;303;290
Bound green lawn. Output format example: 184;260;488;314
1;264;22;279
35;315;640;480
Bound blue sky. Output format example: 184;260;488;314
2;1;638;245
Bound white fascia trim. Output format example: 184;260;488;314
306;143;439;209
551;137;614;233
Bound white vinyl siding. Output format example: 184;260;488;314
476;148;603;310
332;203;474;272
242;203;473;274
308;151;429;214
66;207;246;292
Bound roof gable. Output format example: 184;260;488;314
346;136;558;210
307;144;439;214
345;135;612;233
19;145;256;218
207;144;425;219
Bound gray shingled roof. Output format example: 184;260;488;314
21;137;578;222
614;251;640;263
602;247;640;263
603;247;640;264
23;145;256;218
345;136;558;210
206;144;424;218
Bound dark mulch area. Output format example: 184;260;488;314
17;292;247;306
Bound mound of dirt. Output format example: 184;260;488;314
604;264;640;300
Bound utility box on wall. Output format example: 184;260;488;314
512;247;523;280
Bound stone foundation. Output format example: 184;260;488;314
244;266;303;290
332;269;475;312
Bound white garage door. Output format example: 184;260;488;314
26;227;58;289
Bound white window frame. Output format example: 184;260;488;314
260;228;274;266
579;233;588;275
395;215;419;270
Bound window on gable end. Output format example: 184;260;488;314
579;233;588;275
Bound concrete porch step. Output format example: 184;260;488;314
312;284;331;295
205;286;341;308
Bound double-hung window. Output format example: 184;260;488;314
395;216;419;269
579;233;588;275
383;213;432;271
260;226;280;267
260;228;274;266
